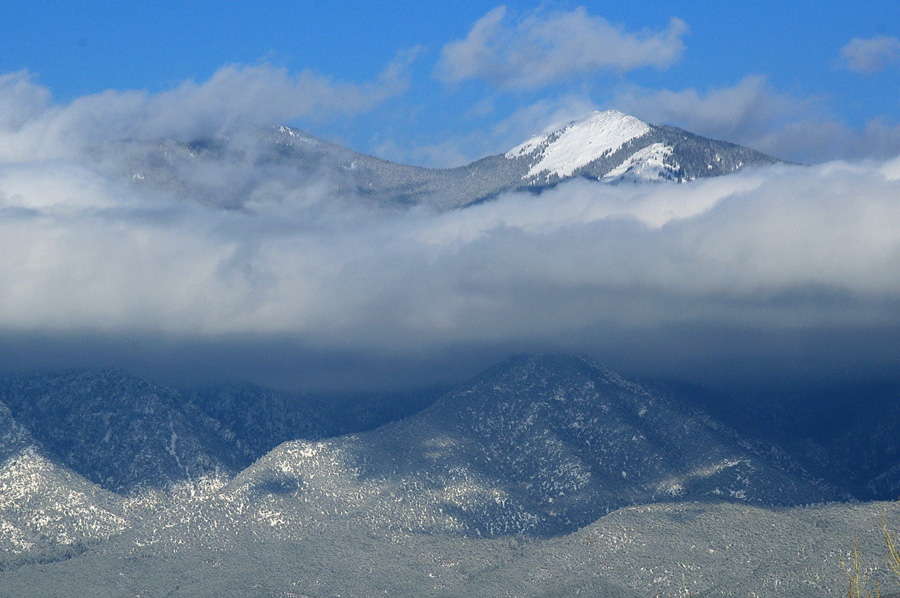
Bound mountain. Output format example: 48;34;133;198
789;386;900;500
0;370;240;494
228;354;835;537
0;402;127;560
0;357;838;538
2;356;896;597
185;383;445;460
662;378;900;502
0;371;442;496
506;110;779;185
181;383;331;467
110;110;781;211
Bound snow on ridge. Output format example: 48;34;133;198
602;143;675;183
506;110;651;180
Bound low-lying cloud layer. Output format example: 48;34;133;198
6;154;899;333
2;70;900;393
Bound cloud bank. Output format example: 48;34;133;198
435;6;687;89
8;153;900;336
2;68;900;392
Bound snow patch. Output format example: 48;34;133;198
602;143;676;182
506;110;650;180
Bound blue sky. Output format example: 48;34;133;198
3;1;900;165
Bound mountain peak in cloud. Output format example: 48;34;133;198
504;109;780;186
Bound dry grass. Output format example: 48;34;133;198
884;512;900;586
842;511;900;598
841;536;881;598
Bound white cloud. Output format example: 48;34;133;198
369;137;477;169
0;71;51;131
487;94;601;149
752;118;900;164
613;76;813;147
435;6;687;89
3;153;900;345
841;35;900;74
0;57;413;162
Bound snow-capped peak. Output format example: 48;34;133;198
506;110;651;180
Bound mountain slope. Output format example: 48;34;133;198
0;371;440;495
0;447;128;560
229;354;835;537
507;110;652;180
0;356;887;598
0;402;128;560
508;110;780;186
0;370;244;493
3;494;896;598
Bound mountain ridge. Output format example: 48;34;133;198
221;353;837;538
111;110;783;211
1;354;896;597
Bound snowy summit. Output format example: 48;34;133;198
506;110;651;180
504;109;779;187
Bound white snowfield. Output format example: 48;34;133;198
506;110;651;180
